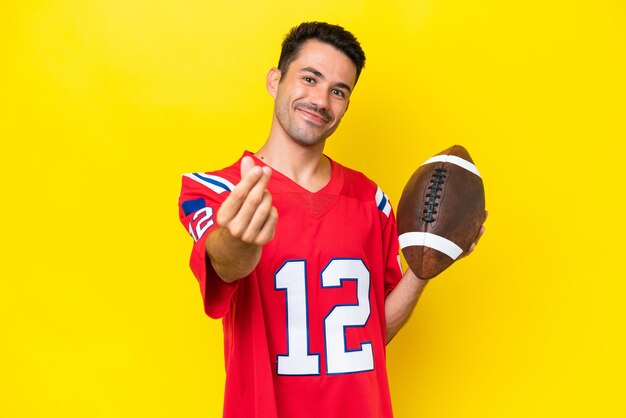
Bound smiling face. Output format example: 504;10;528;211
267;40;358;148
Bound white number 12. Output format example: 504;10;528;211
275;259;373;376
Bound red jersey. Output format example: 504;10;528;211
178;152;403;418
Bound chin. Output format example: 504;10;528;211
291;136;325;148
288;127;329;147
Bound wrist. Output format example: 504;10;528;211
206;227;263;282
404;267;429;288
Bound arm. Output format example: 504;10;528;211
205;156;278;283
385;268;428;343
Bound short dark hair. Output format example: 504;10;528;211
277;22;366;83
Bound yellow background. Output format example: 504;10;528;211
2;1;625;417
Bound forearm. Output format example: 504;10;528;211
205;227;263;283
385;268;428;343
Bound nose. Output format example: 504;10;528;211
308;85;330;110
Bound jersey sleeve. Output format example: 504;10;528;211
375;186;403;296
178;172;238;319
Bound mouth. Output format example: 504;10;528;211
295;105;330;125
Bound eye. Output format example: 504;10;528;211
303;77;315;84
331;88;346;98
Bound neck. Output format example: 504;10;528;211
256;130;331;193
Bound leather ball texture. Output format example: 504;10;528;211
397;145;485;279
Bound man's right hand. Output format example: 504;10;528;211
205;156;278;282
217;156;278;245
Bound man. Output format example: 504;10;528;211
178;22;483;418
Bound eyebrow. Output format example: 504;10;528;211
301;67;352;93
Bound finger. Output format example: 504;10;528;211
217;165;268;225
475;224;486;241
254;206;278;245
460;223;485;258
229;168;272;229
472;210;488;246
240;156;255;178
240;191;273;242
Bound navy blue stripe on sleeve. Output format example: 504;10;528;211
182;198;207;216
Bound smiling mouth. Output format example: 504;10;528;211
297;107;330;124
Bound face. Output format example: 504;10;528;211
268;40;358;147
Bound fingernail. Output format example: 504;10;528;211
253;166;262;176
262;166;271;175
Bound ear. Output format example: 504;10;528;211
266;68;281;99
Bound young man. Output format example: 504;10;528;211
179;22;483;418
